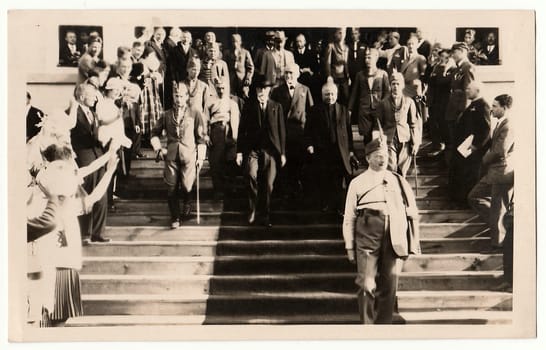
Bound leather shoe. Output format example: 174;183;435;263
248;210;256;225
90;236;111;243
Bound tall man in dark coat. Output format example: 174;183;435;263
26;92;44;141
347;27;367;84
236;76;286;227
305;77;355;213
445;42;476;165
343;136;420;324
70;83;110;243
164;30;199;110
449;81;491;204
293;33;320;101
270;63;314;196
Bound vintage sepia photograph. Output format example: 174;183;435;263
6;7;536;343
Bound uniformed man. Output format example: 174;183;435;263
206;79;240;197
343;136;421;324
376;72;421;178
151;81;207;229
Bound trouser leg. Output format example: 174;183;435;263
246;151;259;214
397;142;412;178
209;124;227;193
167;184;180;221
503;211;514;285
375;228;401;324
90;192;108;240
387;140;400;175
467;176;492;222
263;150;278;218
490;184;514;247
445;120;457;166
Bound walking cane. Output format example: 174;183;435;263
413;155;419;197
196;162;201;225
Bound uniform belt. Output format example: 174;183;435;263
356;208;387;217
210;120;227;127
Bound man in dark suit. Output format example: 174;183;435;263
481;32;500;65
347;27;367;84
59;30;81;67
144;27;167;75
26;92;44;141
449;81;491;205
305;77;355;214
164;30;199;110
271;63;314;197
236;76;286;227
348;48;390;146
253;31;276;76
164;27;181;59
70;83;110;243
445;42;476;165
415;28;431;60
293;33;319;101
468;94;514;249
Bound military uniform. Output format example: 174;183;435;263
343;138;420;324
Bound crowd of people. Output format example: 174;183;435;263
26;25;513;326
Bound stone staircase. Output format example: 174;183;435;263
65;127;512;326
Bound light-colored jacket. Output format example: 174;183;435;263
482;116;514;184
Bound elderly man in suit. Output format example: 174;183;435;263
305;77;355;214
224;33;254;99
59;30;81;67
164;30;199;109
144;27;167;74
376;72;421;178
343;136;420;324
70;83;110;243
449;81;491;205
151;81;208;229
349;48;390;146
271;63;314;196
445;42;476;165
260;30;296;87
164;27;181;55
468;94;514;248
236;76;286;227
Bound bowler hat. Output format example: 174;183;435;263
254;75;274;88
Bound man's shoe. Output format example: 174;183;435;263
264;217;272;228
248;210;256;225
171;219;180;229
427;143;445;157
90;236;111;243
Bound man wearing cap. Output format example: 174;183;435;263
305;77;355;213
348;48;390;146
260;30;296;87
206;80;240;197
445;42;476;165
324;27;350;106
199;42;230;97
224;33;254;98
253;30;276;74
343;136;420;324
271;63;314;196
376;72;421;178
181;58;210;124
236;76;286;227
151;81;207;229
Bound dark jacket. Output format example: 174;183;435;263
347;40;368;81
454;97;491;162
70;105;105;167
237;99;286;160
304;102;354;174
26;106;44;141
270;82;314;133
164;44;199;109
445;59;475;121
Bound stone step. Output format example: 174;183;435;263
111;195;464;213
106;210;480;226
103;223;489;241
81;237;490;259
80;253;502;277
116;177;448;196
65;310;512;326
80;271;504;295
79;290;512;317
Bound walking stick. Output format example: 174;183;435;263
413;155;419;197
196;162;201;225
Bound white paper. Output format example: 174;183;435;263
457;134;474;158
